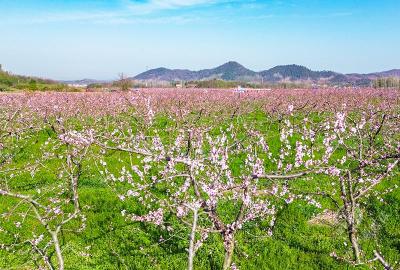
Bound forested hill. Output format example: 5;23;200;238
0;69;69;91
133;61;400;86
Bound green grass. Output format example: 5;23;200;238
0;110;399;270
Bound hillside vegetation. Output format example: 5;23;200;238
0;70;73;92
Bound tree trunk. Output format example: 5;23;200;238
188;209;198;270
340;173;361;264
50;231;64;270
223;236;235;270
348;223;361;264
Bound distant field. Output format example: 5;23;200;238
0;88;399;270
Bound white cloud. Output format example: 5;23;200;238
93;15;202;25
126;0;220;14
3;0;246;25
26;11;118;24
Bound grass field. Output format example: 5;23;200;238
0;89;399;270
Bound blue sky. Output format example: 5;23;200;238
0;0;399;80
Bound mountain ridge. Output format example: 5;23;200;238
132;61;400;86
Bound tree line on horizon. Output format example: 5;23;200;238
372;77;400;89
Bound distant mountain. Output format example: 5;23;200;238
259;64;337;82
58;63;400;87
133;68;196;81
133;62;400;86
196;61;257;81
134;61;257;81
367;69;400;78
